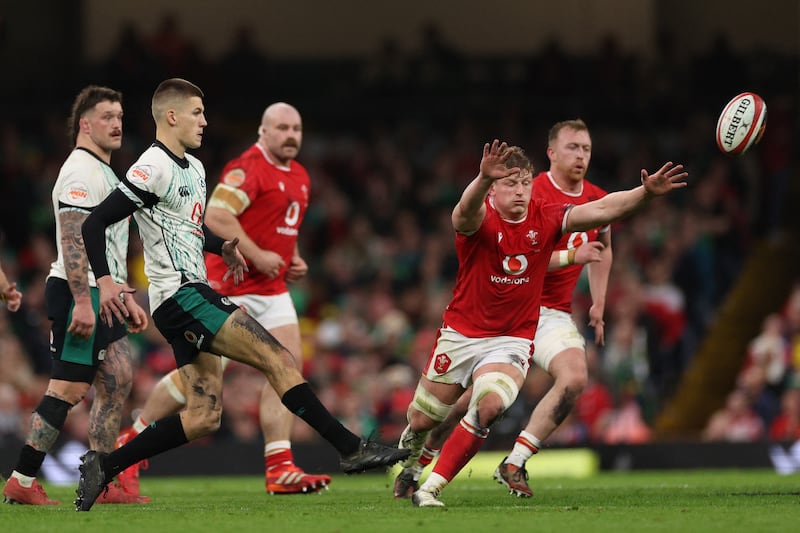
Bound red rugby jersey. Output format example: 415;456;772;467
442;197;568;339
206;144;310;296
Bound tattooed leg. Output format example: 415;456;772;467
90;337;135;452
208;309;301;397
175;352;224;441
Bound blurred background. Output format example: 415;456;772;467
1;0;798;475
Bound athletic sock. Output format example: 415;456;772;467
265;442;293;471
430;421;488;483
104;414;188;482
281;383;361;456
409;445;439;480
418;445;438;469
507;430;541;467
132;414;149;434
13;395;73;476
9;471;36;488
14;446;47;478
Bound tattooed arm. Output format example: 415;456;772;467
61;209;96;340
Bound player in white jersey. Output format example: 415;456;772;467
76;78;409;511
401;140;687;507
3;86;149;506
114;102;331;496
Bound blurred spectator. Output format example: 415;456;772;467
595;387;652;445
737;364;780;429
576;345;614;442
0;382;24;438
785;283;800;370
702;388;765;442
769;374;800;441
745;313;790;390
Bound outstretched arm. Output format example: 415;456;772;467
452;140;520;234
565;161;687;232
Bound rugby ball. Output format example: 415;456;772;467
715;92;767;156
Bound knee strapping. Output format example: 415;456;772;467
468;371;520;415
162;372;187;405
35;395;73;430
409;383;453;423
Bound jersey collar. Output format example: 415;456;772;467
153;140;190;169
74;146;111;167
546;171;583;197
255;143;291;171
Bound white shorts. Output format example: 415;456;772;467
532;307;586;371
423;326;532;388
221;292;298;370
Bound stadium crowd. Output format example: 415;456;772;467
0;19;797;459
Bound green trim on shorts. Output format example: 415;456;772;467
173;284;230;335
60;287;100;365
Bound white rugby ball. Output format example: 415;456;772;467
715;92;767;156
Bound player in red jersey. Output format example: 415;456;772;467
115;102;331;495
405;139;686;507
394;119;611;500
492;119;610;496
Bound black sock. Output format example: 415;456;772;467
15;445;46;477
103;414;188;481
281;383;361;456
15;395;73;476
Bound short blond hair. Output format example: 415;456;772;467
547;119;589;146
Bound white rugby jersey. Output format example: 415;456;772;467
119;142;208;311
49;148;129;285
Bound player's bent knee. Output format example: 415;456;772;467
469;372;520;419
555;362;588;393
36;395;73;430
564;371;588;393
409;383;454;427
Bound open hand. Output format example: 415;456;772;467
479;139;521;182
222;237;249;285
641;162;688;196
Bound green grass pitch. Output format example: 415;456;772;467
3;468;800;533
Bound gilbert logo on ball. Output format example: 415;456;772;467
715;92;767;156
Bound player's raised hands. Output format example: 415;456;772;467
479;139;521;182
641;162;688;197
